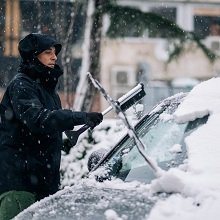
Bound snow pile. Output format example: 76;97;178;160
104;209;122;220
148;192;220;220
147;77;220;220
168;144;182;153
174;77;220;123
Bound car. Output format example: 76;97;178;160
15;77;220;220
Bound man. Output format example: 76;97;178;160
0;33;103;219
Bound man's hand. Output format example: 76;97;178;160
85;112;103;129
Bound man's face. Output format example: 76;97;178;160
37;47;57;68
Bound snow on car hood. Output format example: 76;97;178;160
148;77;220;220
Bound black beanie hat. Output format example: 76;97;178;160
18;33;62;63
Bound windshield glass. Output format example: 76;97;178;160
99;108;208;183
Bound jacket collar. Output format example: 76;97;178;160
18;59;63;90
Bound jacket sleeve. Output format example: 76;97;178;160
8;78;86;134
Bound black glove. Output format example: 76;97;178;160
85;112;103;128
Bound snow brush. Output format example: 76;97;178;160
87;72;163;177
64;82;146;147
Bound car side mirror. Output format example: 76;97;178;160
87;148;108;172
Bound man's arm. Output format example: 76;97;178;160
9;79;102;134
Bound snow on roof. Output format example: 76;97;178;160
174;77;220;123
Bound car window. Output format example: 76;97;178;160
100;113;208;184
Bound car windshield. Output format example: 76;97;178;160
98;100;208;184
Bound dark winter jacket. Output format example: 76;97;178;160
0;34;88;200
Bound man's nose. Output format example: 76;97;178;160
51;53;57;61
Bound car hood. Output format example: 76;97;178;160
15;182;164;220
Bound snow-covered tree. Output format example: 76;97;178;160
73;0;108;112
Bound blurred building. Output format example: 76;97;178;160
1;0;220;112
100;0;220;112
